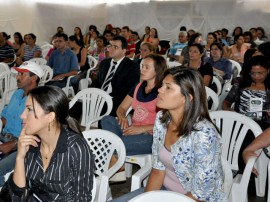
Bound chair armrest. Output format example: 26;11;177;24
131;163;152;191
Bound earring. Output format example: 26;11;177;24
48;123;51;132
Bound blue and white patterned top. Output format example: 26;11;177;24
152;111;227;202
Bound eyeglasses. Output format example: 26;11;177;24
249;71;268;76
107;44;120;50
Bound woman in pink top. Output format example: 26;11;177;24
101;54;167;155
230;34;249;65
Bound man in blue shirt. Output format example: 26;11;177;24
46;33;79;88
167;31;188;61
0;61;43;187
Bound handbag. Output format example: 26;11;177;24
0;181;12;202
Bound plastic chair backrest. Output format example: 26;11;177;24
128;190;196;202
210;111;262;171
83;129;126;177
39;65;53;86
229;59;241;79
29;58;47;66
0;70;17;96
221;157;233;198
205;86;219;111
69;88;113;129
212;76;222;96
41;44;53;58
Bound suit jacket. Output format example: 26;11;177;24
92;57;140;116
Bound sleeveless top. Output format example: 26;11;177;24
77;47;90;71
131;82;158;134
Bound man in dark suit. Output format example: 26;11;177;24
92;36;140;116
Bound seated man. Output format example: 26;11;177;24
0;61;43;187
92;36;140;116
122;26;136;59
167;31;188;61
46;33;79;88
0;32;15;65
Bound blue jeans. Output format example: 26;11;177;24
0;151;16;187
100;115;153;156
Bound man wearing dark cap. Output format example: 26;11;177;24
0;61;43;187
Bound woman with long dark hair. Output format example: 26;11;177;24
8;86;94;201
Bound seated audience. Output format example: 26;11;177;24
231;26;243;45
250;27;264;46
204;42;232;81
257;27;267;42
0;61;43;187
103;30;113;46
183;43;213;87
73;27;84;47
0;32;15;65
229;34;249;65
144;28;159;50
68;35;90;92
141;26;150;42
131;31;141;58
111;67;226;202
178;32;204;65
84;24;97;48
7;86;94;201
45;34;58;61
222;55;270;130
46;33;79;88
122;26;136;59
167;31;188;61
243;31;257;49
101;54;167;156
13;32;26;57
16;33;41;65
91;36;140;116
135;42;156;68
204;32;218;57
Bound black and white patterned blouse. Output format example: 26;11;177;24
8;127;94;202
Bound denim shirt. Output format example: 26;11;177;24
152;111;227;202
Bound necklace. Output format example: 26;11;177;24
41;146;55;160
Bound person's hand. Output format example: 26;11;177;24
123;125;144;136
242;149;259;176
118;117;129;130
0;141;17;154
17;125;40;160
52;74;65;81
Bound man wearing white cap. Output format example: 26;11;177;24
0;61;43;187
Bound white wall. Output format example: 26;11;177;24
1;0;270;44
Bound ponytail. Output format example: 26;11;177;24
66;116;83;137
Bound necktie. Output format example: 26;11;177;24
102;61;117;91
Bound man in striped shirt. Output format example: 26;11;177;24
0;32;15;65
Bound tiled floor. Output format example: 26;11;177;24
110;166;268;201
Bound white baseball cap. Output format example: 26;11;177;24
12;61;44;78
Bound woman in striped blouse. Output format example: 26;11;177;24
8;86;94;201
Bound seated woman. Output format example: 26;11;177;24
222;55;270;130
135;42;156;68
13;32;26;57
204;42;233;81
68;35;90;92
16;33;41;65
178;32;204;65
229;34;249;65
204;32;218;57
144;28;159;50
183;43;213;87
7;86;94;201
101;54;167;156
111;67;226;202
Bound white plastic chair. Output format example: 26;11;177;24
0;70;17;98
29;58;47;66
39;65;53;86
210;111;263;201
0;62;10;72
78;55;98;91
212;76;222;96
69;88;113;130
205;86;219;111
83;129;126;202
128;190;196;202
62;75;76;98
221;156;233;198
229;59;241;79
41;44;53;58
